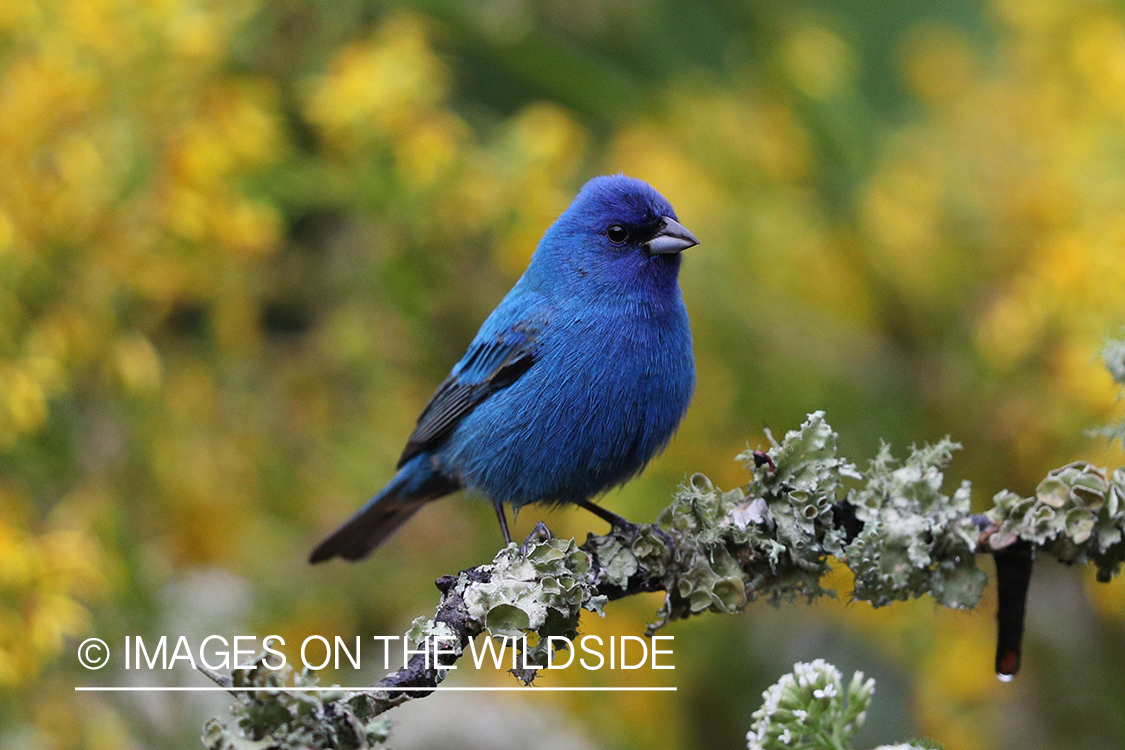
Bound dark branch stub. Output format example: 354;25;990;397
992;540;1034;680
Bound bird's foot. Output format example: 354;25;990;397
611;518;643;542
519;521;553;555
576;499;644;541
651;524;677;553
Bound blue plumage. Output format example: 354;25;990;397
310;175;697;562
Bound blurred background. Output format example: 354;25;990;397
3;0;1125;748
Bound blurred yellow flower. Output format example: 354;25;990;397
394;113;469;190
782;25;857;100
901;23;977;104
304;12;449;147
0;518;107;686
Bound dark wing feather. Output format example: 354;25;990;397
397;325;537;467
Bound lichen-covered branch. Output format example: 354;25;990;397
203;336;1125;749
202;663;393;750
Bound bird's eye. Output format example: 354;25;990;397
606;225;629;244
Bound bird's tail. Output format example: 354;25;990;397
308;456;458;563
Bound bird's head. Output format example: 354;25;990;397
527;175;698;300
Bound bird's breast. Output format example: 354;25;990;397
439;298;694;508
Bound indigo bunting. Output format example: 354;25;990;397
310;175;697;563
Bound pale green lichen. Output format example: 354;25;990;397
749;412;860;572
202;658;391;750
649;478;760;630
845;441;985;609
650;412;858;631
403;616;461;680
647;407;1125;628
986;462;1125;581
1092;336;1125;447
1102;336;1125;386
460;533;600;675
592;534;641;589
650;412;992;628
462;535;594;632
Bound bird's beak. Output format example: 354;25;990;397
644;216;699;255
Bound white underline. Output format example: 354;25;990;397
74;686;676;692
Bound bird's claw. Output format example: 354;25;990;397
610;518;642;541
519;521;553;555
651;524;677;552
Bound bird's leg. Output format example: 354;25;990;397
494;504;513;546
576;499;641;538
519;521;553;555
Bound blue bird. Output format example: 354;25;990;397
309;175;698;562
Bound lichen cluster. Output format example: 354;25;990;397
646;408;1125;627
646;413;853;630
457;530;604;676
202;659;390;750
649;412;990;629
987;463;1125;581
844;441;984;609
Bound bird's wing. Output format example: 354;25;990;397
397;322;538;467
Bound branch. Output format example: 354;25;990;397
202;405;1125;748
